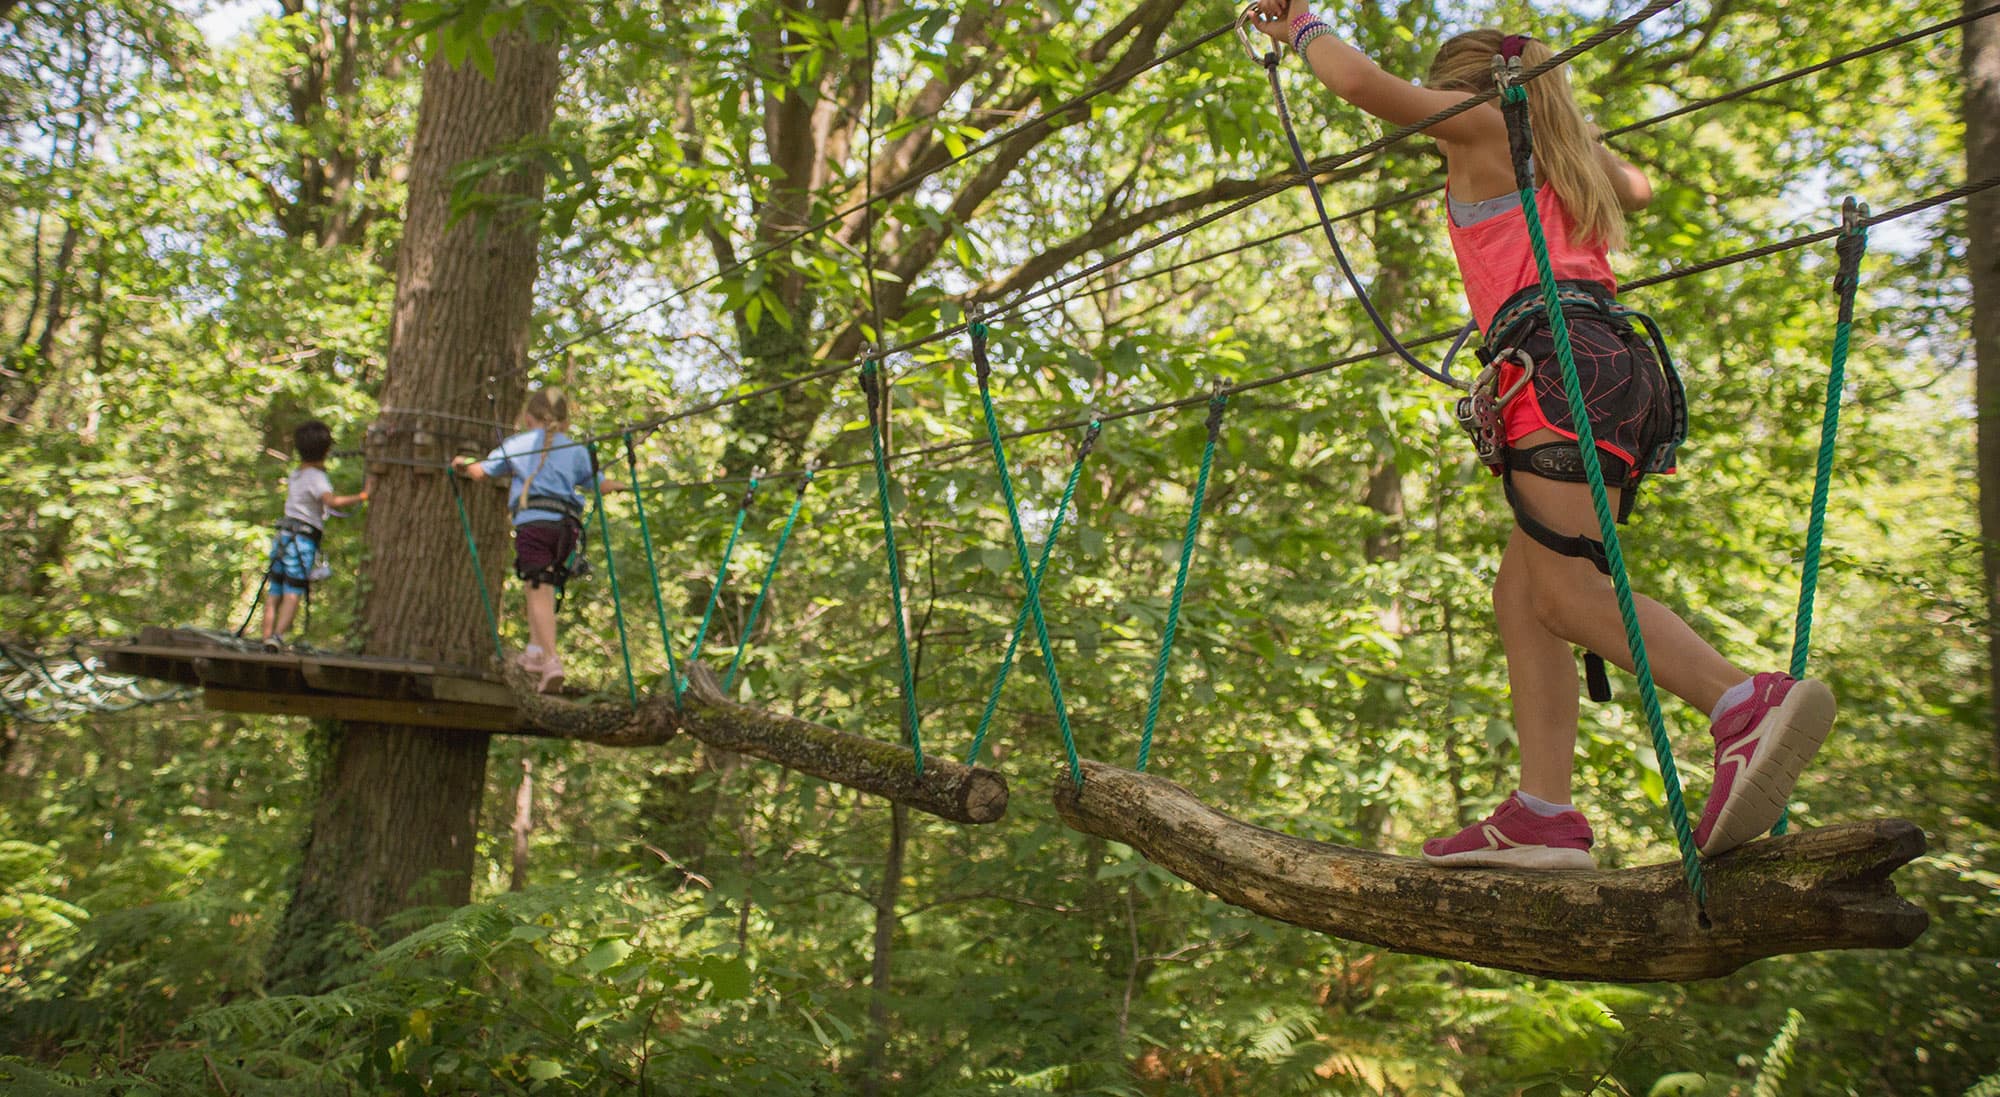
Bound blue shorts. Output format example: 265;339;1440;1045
267;528;320;598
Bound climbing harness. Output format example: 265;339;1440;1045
1496;54;1706;906
1238;4;1479;390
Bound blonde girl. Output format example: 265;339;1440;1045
452;388;624;692
1251;6;1835;866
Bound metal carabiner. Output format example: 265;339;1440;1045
1236;2;1284;65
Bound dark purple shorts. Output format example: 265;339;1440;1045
513;520;580;587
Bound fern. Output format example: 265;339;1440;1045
1748;1008;1803;1097
1966;1072;2000;1097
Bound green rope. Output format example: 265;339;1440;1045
722;472;813;695
1500;77;1705;906
450;474;505;661
1136;390;1227;773
677;478;755;703
1776;200;1868;835
860;360;925;773
623;434;685;707
586;443;638;708
967;319;1097;780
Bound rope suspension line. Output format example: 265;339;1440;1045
585;443;639;707
1247;23;1474;388
623;433;686;705
966;318;1098;781
1496;64;1705;906
859;359;925;773
1137;386;1228;773
449;474;506;661
676;477;757;704
392;0;1984;479
1775;198;1869;836
446;21;1241;408
721;472;815;695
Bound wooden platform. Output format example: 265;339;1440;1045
99;627;529;731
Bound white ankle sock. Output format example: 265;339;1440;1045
1514;790;1574;817
524;644;545;657
1710;677;1755;723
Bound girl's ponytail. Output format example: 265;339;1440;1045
1427;29;1626;250
514;386;573;514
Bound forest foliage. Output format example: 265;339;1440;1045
2;0;1997;1093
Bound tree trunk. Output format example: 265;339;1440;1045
1968;3;2000;774
265;28;560;993
1054;759;1928;982
509;758;533;892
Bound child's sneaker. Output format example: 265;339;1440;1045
1421;793;1596;870
535;653;565;695
513;648;550;675
1695;673;1835;857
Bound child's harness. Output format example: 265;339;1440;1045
1454;278;1687;575
514;491;593;590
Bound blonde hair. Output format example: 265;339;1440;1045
521;386;571;432
514;386;572;513
1427;29;1625;250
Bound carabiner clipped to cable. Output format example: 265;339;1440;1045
1236;2;1284;66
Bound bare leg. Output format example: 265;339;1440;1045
271;593;303;639
524;583;558;656
260;594;282;641
1509;460;1746;716
1495;527;1584;804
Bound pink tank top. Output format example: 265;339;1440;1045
1447;185;1616;333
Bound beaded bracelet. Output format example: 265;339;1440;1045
1289;11;1318;30
1293;20;1333;53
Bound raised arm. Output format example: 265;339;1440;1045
1251;0;1504;144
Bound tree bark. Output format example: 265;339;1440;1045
265;28;560;993
1054;759;1928;982
1968;3;2000;775
509;758;532;892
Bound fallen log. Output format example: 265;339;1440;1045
504;663;1009;825
1053;759;1928;982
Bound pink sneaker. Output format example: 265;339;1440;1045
534;653;565;695
1422;794;1596;870
513;648;550;674
1694;673;1836;857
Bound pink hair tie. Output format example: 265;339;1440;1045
1499;34;1531;59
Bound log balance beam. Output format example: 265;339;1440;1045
1054;759;1927;982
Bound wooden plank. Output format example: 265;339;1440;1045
425;675;515;708
193;655;307;694
299;659;422;700
203;688;526;732
98;648;201;686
